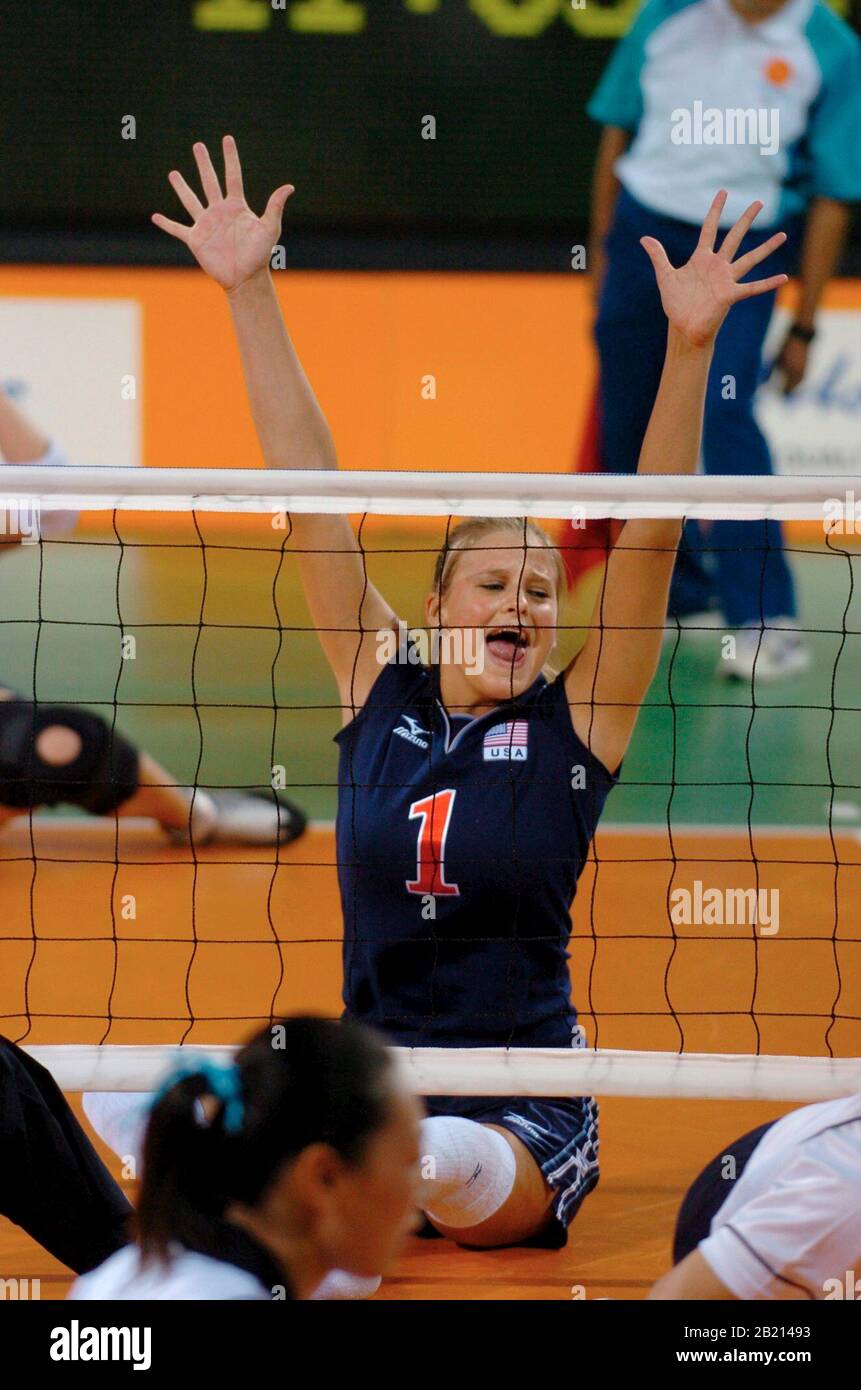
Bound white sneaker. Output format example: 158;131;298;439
309;1270;382;1300
718;621;811;682
165;790;306;847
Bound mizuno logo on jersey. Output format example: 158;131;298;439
393;714;430;750
483;720;528;761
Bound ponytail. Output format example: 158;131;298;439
136;1016;393;1262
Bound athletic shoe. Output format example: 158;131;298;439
164;790;307;848
717;621;811;683
309;1270;382;1300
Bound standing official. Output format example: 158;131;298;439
588;0;861;679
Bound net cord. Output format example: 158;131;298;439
23;1045;861;1101
1;465;858;521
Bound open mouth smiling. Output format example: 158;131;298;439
485;627;531;666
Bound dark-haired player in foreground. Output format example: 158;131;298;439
151;137;788;1254
71;1017;422;1300
0;1019;420;1301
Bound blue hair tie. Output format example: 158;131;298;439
151;1056;245;1135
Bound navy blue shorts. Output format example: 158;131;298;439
673;1120;775;1264
423;1092;600;1247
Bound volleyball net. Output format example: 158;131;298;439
1;465;859;1101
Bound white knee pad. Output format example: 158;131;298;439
420;1115;517;1229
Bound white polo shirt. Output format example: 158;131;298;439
69;1244;275;1301
588;0;861;226
698;1091;861;1299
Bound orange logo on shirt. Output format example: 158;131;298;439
765;57;793;85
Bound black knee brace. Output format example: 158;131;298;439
0;699;140;814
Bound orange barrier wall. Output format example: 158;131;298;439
1;266;859;541
0;266;600;476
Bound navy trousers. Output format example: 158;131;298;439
0;1036;132;1274
673;1120;774;1263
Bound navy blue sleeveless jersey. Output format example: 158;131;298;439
334;653;619;1048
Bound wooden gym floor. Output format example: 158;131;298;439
1;820;857;1300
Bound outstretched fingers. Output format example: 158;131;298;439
151;212;192;244
731;230;787;281
732;272;788;301
697;190;728;252
222;134;244;199
640;235;673;280
167;169;204;221
153;157;210;242
193;141;223;204
719;199;764;261
263;184;295;237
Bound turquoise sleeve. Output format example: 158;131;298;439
586;0;675;132
804;13;861;200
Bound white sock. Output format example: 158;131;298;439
82;1091;151;1170
163;790;218;843
420;1116;517;1229
309;1271;382;1300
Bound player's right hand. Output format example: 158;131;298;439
152;135;294;293
641;190;787;349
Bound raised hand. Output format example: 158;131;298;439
641;191;788;348
152;136;293;292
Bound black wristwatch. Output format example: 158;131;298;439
788;321;816;344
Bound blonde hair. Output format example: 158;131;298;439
430;517;565;679
431;517;566;599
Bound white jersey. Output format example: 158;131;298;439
69;1244;272;1301
699;1091;861;1300
588;0;861;227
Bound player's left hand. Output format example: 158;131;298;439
771;331;810;394
641;191;788;348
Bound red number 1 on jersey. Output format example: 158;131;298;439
406;789;460;896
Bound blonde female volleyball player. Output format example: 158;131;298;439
71;1017;422;1300
153;137;788;1252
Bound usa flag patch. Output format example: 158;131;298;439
483;719;529;761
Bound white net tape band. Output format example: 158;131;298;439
2;465;859;521
24;1046;861;1101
